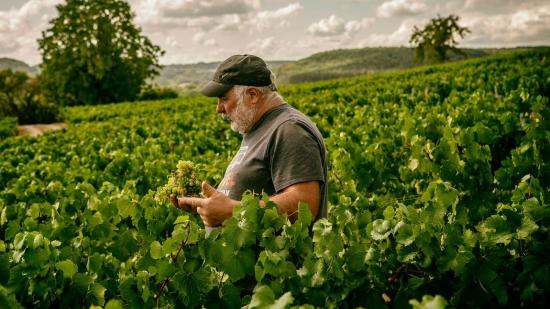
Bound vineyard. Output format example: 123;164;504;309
0;48;549;308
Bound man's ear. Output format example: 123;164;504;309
247;87;262;105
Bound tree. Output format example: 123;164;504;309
410;15;470;64
38;0;164;106
0;69;62;124
0;69;28;115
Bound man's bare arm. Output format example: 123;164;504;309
265;180;320;221
172;180;320;226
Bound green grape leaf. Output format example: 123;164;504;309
249;285;275;308
116;198;137;219
119;277;141;307
221;283;241;309
298;202;312;227
32;233;44;249
272;292;294;309
150;241;163;260
86;253;104;273
110;230;138;261
56;260;78;280
174;215;189;225
72;273;93;294
409;294;448;309
409;158;419;171
396;223;416;246
105;299;124;309
90;283;107;306
517;217;538;239
371;219;391;240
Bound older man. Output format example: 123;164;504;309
172;54;327;228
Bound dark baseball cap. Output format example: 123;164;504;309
201;54;277;97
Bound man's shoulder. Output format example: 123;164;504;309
273;104;319;132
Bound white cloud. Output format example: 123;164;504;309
461;4;550;46
135;1;300;34
308;15;346;36
155;0;259;18
192;32;216;46
251;3;303;30
246;37;276;56
0;35;21;54
307;15;374;38
0;0;59;33
463;0;543;11
377;0;427;18
360;19;423;46
212;14;244;31
345;18;375;33
0;0;61;64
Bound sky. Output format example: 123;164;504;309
1;0;549;65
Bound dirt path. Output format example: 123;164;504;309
17;123;68;136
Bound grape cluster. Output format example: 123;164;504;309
155;160;201;203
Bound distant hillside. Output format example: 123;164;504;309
274;47;529;84
1;47;531;92
153;60;292;93
0;58;38;75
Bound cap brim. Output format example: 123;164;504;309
201;81;233;97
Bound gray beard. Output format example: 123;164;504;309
228;97;256;134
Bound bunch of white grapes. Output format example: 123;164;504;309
155;160;201;203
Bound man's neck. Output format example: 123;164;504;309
252;93;285;125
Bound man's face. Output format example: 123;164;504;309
216;87;257;134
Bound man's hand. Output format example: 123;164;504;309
170;194;197;213
172;181;238;227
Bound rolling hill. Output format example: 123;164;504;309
0;47;532;91
273;47;529;84
0;57;38;75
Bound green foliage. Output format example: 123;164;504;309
410;15;470;64
138;84;179;101
0;69;62;124
0;284;24;309
0;48;549;307
0;117;17;139
409;295;448;309
38;0;163;106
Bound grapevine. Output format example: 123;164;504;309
0;48;549;308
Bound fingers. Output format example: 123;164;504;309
174;197;204;213
169;194;178;207
201;181;217;198
196;208;214;227
171;194;194;212
179;197;206;209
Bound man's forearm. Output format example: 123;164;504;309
262;181;320;221
175;181;320;226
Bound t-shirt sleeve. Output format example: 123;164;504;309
268;120;325;192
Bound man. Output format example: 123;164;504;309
172;54;327;229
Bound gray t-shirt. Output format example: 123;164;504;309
218;103;328;220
